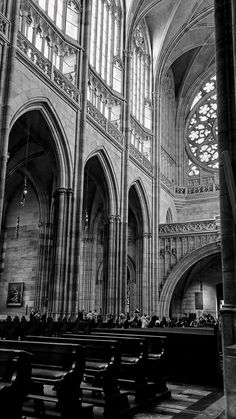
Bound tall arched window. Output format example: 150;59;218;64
89;0;123;93
20;2;80;85
166;208;173;223
131;20;152;129
36;0;81;41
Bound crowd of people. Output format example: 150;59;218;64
94;310;219;329
0;307;220;340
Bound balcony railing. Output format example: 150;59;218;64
17;32;81;104
129;144;153;173
0;12;10;42
158;218;221;293
87;101;123;145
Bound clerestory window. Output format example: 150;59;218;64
89;0;123;93
131;20;152;130
19;5;78;85
36;0;81;41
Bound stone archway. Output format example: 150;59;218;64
128;181;152;314
0;106;72;317
79;152;119;316
159;242;221;319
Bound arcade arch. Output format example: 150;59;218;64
159;242;221;319
0;106;72;316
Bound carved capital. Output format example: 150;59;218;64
103;214;121;224
53;187;74;198
123;49;133;59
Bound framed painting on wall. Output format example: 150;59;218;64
6;282;24;307
195;291;203;310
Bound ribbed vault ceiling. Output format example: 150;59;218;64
126;0;215;99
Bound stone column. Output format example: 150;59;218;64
61;188;73;314
141;232;152;314
68;0;92;317
50;188;73;318
119;49;132;316
0;1;20;230
214;1;236;417
152;90;162;315
102;215;121;316
34;221;53;314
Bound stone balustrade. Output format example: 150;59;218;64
158;218;221;291
17;32;81;104
0;12;10;42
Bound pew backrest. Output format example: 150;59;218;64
0;339;84;376
25;335;121;367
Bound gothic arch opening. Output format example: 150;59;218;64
80;155;116;314
170;253;222;320
128;184;144;313
0;109;65;316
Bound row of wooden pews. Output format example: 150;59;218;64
0;339;93;418
0;331;171;418
0;348;32;419
90;326;223;386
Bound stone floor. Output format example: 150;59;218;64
23;381;225;419
133;382;225;419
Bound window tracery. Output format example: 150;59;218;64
35;0;81;40
20;2;79;85
89;0;123;93
131;21;152;130
187;75;218;176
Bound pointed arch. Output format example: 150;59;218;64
9;98;73;189
129;178;151;233
85;147;120;215
159;242;221;318
166;208;173;223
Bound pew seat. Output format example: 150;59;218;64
24;335;130;417
0;339;88;419
0;348;32;419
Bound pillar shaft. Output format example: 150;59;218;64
0;1;20;229
214;1;236;417
120;50;133;315
68;0;92;317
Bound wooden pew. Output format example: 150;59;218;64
0;339;93;419
24;335;130;417
90;330;169;392
92;326;222;386
60;332;160;403
0;348;32;419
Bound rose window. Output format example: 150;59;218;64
187;75;218;174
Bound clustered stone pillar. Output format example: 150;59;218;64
141;232;152;314
49;188;73;318
120;49;133;316
68;0;92;317
152;91;162;316
103;215;121;316
34;221;53;313
0;1;20;231
214;0;236;417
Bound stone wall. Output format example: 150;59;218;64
0;184;39;317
